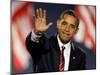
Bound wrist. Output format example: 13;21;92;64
34;29;42;36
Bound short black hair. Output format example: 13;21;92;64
59;10;80;28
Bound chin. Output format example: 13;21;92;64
61;39;70;44
59;35;70;44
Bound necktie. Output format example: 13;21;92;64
59;46;65;71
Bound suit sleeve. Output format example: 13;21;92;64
25;32;49;57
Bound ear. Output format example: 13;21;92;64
75;28;79;34
57;20;60;28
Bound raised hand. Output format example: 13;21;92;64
35;8;53;32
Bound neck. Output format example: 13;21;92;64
57;35;70;45
57;35;70;44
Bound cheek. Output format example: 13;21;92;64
57;25;63;31
57;24;61;29
70;30;77;36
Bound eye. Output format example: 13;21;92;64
61;21;67;25
70;24;76;29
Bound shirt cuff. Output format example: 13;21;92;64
31;30;42;43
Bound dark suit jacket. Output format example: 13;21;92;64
26;32;86;73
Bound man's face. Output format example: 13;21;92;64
57;14;78;44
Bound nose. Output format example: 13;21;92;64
64;25;70;32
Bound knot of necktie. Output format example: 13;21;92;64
61;46;65;51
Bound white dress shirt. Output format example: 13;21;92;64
57;35;71;71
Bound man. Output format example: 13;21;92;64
26;8;86;73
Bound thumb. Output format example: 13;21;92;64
47;22;53;28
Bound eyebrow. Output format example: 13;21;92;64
70;23;76;26
62;21;67;24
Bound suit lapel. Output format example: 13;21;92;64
52;37;77;71
50;36;60;71
68;42;77;70
51;37;78;71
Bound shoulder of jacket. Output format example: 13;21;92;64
71;42;86;56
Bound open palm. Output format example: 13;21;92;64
35;8;53;32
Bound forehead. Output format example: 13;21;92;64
63;14;76;20
62;14;77;24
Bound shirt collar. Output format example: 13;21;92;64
57;35;71;50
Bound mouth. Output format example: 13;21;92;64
62;32;70;37
59;31;71;43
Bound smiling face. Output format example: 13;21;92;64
57;14;79;44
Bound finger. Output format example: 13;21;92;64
36;9;39;18
35;18;38;26
39;8;43;18
43;9;46;18
34;15;36;25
